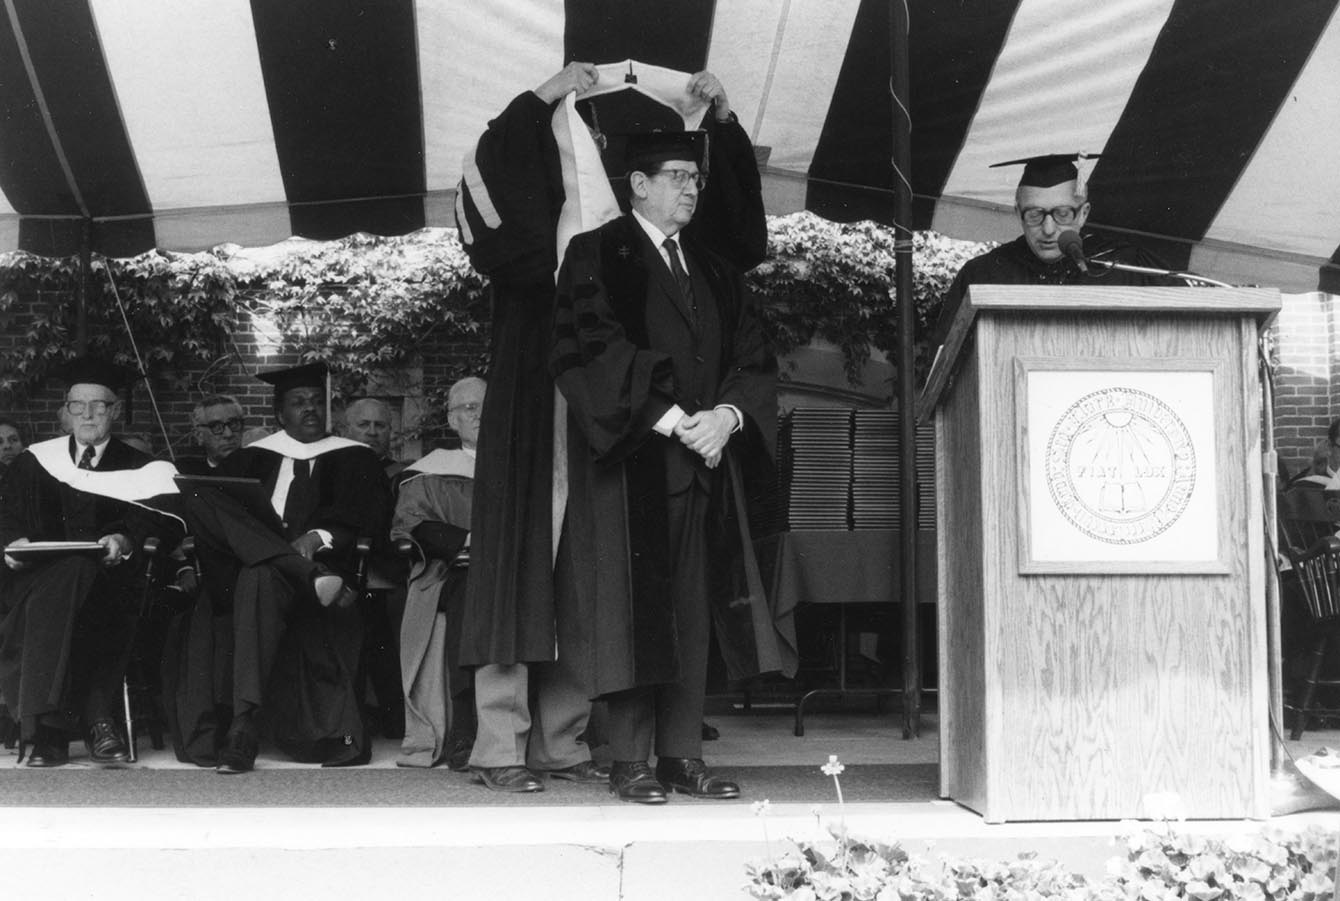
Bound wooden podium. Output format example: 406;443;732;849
917;285;1279;822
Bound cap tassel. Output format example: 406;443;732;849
1074;152;1098;199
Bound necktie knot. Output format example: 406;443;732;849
77;445;95;470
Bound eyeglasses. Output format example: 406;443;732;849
1019;206;1081;227
652;168;706;191
64;400;112;417
449;402;483;416
200;417;244;436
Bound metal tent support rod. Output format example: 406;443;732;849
102;264;175;461
891;0;920;740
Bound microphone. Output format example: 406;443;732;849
1057;229;1088;274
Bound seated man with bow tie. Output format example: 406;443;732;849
0;357;184;767
177;362;390;773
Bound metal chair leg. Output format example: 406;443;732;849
122;678;138;764
1291;632;1329;741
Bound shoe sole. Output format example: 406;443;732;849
474;773;545;793
90;756;132;767
216;764;252;775
548;772;610;784
665;784;740;800
609;789;668;804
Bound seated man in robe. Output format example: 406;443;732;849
341;395;408;739
176;395;246;475
160;397;248;764
0;357;183;766
390;376;486;768
178;362;389;773
342;397;405;479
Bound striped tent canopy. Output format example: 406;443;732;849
2;0;1337;292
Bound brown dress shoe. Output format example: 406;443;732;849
473;765;544;793
546;760;611;784
655;757;740;799
86;719;131;764
609;761;668;804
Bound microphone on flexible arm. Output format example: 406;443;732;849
1057;229;1088;274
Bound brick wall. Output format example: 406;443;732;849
0;297;490;464
1271;292;1340;480
4;287;1337;474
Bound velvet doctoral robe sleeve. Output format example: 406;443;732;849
454;90;565;286
686;112;767;272
550;229;679;465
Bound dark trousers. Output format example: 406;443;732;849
0;555;136;739
606;485;710;762
180;489;319;717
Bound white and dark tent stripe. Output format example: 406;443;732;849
1;0;1337;291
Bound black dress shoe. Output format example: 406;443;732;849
546;760;611;784
655;757;740;799
609;761;668;804
701;721;720;741
86;719;130;764
0;707;18;749
216;729;258;775
24;738;70;768
446;737;474;772
321;734;370;768
473;765;544;793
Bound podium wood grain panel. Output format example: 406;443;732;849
934;288;1272;822
936;350;988;812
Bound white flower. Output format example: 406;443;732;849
752;799;772;817
821;755;846;776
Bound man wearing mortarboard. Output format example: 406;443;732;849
0;356;184;767
454;61;768;793
174;361;389;773
551;127;791;804
931;153;1179;346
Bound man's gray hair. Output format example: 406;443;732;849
345;397;392;422
447;377;487;408
192;394;243;426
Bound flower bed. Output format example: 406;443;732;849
747;758;1339;901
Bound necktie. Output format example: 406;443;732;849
77;445;95;470
282;457;314;529
663;238;697;326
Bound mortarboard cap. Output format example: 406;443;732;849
623;130;707;176
59;356;132;392
991;152;1101;189
256;361;328;400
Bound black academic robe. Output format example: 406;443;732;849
455;90;767;668
931;234;1183;346
551;214;794;697
166;441;389;765
0;438;183;739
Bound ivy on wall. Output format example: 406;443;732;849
0;217;991;408
749;213;993;384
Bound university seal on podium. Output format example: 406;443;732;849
1043;386;1196;545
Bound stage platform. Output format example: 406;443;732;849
3;711;1339;900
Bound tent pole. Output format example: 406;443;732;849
891;0;919;739
76;217;91;354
